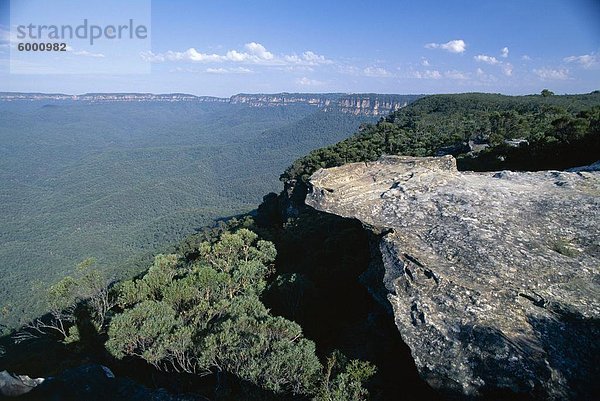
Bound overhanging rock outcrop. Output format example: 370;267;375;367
306;155;600;399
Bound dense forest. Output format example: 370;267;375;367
0;101;375;329
283;91;600;182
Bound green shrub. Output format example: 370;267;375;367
107;229;322;395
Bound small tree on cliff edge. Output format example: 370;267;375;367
541;89;555;97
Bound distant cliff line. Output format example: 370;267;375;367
0;92;423;116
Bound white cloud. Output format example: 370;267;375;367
476;68;490;79
206;67;253;74
474;54;500;65
337;65;361;76
181;48;224;62
425;39;466;54
563;54;598;69
224;50;248;62
521;55;531;61
141;48;224;62
474;54;513;76
363;66;393;77
296;77;325;86
501;47;509;58
474;67;498;84
168;67;198;73
72;50;105;58
421;58;430;66
533;67;569;80
284;51;333;66
170;66;254;74
281;65;315;72
301;51;332;64
141;43;332;67
244;42;273;60
444;70;469;80
224;42;275;63
410;69;442;79
65;45;104;58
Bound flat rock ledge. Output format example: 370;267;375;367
306;156;600;399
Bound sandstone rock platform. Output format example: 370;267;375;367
306;156;600;399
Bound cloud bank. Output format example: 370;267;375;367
534;68;570;80
141;42;332;67
425;39;466;54
563;54;598;69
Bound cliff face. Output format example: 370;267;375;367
229;93;336;108
230;93;420;116
306;156;600;399
330;94;410;116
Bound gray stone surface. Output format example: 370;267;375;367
306;155;600;399
0;370;44;396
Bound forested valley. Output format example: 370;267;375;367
0;100;373;329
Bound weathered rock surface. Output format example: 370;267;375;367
0;370;44;396
306;156;600;399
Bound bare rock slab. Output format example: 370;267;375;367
306;156;600;399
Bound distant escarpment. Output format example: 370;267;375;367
230;93;422;115
229;92;339;108
0;92;421;116
326;94;414;115
306;155;600;399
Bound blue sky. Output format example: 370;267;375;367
0;0;599;96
